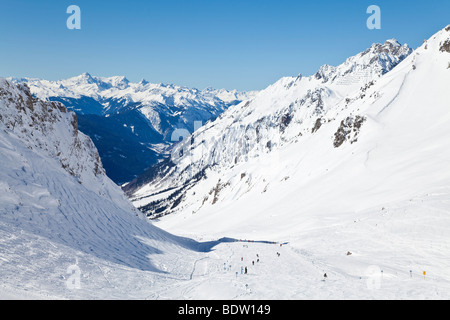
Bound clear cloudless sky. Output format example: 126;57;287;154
0;0;449;91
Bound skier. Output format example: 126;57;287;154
252;261;254;266
245;267;247;274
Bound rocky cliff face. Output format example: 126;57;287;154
0;79;104;185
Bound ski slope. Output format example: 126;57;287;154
145;26;450;299
2;26;450;300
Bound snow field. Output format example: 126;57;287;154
2;26;450;300
151;193;450;300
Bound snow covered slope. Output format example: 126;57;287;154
125;37;413;216
120;25;450;300
0;79;210;299
154;25;450;225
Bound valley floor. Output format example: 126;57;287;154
1;192;450;300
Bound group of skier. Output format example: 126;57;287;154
234;242;331;283
239;250;282;275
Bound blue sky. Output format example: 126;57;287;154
0;0;449;91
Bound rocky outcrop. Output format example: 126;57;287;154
0;79;105;183
312;117;324;133
333;116;366;148
440;40;450;53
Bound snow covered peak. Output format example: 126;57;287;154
383;38;401;46
12;74;254;105
314;39;412;84
374;39;411;58
424;24;450;53
71;72;97;85
98;75;130;89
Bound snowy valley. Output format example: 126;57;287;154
1;25;450;300
127;26;450;298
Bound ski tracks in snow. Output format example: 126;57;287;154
376;70;411;116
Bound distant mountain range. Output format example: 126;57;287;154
10;74;256;184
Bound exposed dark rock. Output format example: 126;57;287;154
280;112;292;133
440;40;450;53
312;118;324;133
333;115;366;148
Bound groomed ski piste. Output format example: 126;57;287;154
2;203;450;300
1;26;450;300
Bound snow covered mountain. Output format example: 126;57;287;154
117;26;450;299
10;75;256;184
2;25;450;300
13;73;252;120
124;37;414;217
0;79;210;299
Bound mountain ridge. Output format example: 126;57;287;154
147;25;450;232
124;36;416;216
